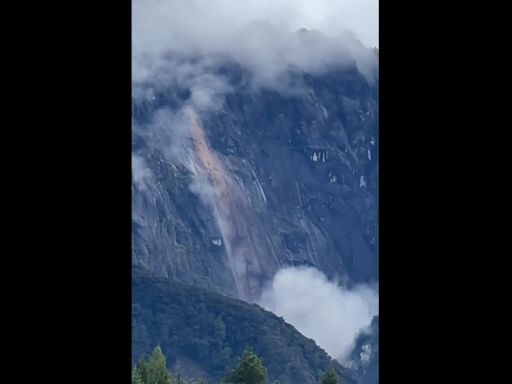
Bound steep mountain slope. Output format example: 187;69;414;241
349;316;379;384
132;58;378;302
132;267;357;384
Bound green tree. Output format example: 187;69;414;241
222;348;267;384
133;345;174;384
320;368;341;384
132;358;149;384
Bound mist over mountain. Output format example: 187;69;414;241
132;1;378;382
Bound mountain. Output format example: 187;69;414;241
132;267;357;384
132;56;378;302
348;316;379;384
132;31;379;383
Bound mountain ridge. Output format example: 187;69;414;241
132;267;358;384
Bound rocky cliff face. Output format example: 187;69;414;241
349;316;379;384
132;59;378;302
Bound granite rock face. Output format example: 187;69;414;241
132;60;378;302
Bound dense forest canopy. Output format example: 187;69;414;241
132;268;355;384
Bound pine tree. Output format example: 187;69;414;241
222;348;267;384
132;358;150;384
132;345;174;384
320;368;341;384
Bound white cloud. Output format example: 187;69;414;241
132;153;154;191
132;0;378;91
259;266;378;362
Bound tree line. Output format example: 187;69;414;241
133;345;342;384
